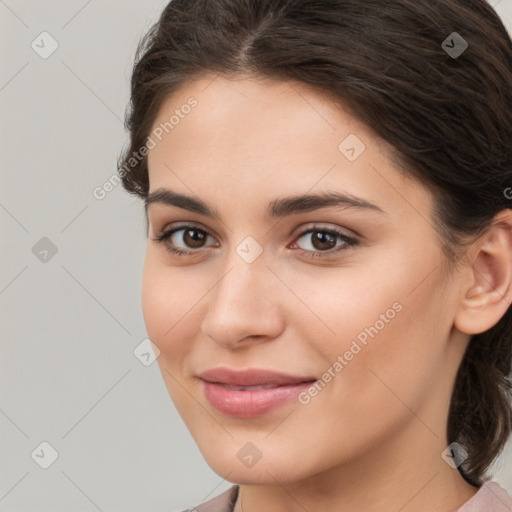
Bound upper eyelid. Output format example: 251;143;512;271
156;221;355;238
157;222;217;240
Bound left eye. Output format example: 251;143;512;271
292;228;358;254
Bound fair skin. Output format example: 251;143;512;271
142;73;512;512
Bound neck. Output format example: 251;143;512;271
234;423;478;512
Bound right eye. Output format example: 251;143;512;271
153;224;218;256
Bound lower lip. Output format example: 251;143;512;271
201;379;316;418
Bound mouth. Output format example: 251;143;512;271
215;383;291;391
198;367;317;387
197;367;317;417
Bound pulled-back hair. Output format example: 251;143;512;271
118;0;512;486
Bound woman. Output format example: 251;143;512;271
118;0;512;510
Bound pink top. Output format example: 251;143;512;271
184;480;512;512
458;480;512;512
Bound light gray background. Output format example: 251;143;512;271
1;1;511;511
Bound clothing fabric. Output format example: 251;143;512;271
458;480;512;512
182;485;238;512
181;480;512;512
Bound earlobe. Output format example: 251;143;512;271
453;209;512;335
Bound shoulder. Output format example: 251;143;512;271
180;485;240;512
458;480;512;512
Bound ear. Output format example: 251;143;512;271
453;209;512;335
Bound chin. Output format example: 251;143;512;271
196;441;317;485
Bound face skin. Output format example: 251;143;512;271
141;73;512;512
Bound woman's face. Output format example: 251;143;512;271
142;74;468;483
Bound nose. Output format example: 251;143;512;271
200;249;285;349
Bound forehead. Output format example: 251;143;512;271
146;73;430;220
149;73;376;146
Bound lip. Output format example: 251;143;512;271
198;367;317;418
198;367;317;387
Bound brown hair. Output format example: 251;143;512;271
118;0;512;486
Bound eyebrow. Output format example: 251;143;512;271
144;187;385;219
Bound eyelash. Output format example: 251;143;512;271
153;223;359;259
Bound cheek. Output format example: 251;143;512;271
291;249;449;418
141;252;205;415
141;250;201;359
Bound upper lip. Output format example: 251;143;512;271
198;367;317;387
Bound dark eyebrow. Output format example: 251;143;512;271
144;187;385;219
145;188;221;219
267;191;385;217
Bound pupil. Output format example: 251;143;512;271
313;231;335;250
184;229;205;248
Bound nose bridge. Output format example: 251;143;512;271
201;240;283;345
212;243;270;314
